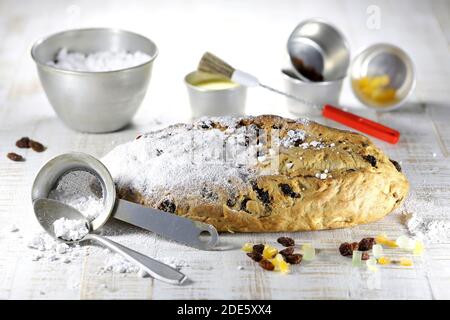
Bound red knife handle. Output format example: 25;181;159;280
322;104;400;144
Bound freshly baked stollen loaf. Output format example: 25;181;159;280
102;115;408;232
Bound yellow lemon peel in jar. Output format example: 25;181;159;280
353;75;398;106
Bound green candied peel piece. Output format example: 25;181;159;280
352;250;362;267
372;244;384;258
302;244;316;261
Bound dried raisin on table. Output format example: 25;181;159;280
277;236;295;247
252;244;265;254
259;259;275;271
285;254;302;265
247;252;263;262
361;252;370;260
350;242;359;251
358;237;375;251
16;137;30;148
279;246;295;257
29;140;45;152
339;242;353;257
7;152;24;162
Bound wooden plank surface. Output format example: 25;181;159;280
0;0;449;300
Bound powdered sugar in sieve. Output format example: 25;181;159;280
48;170;105;221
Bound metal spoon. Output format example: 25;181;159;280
33;198;187;285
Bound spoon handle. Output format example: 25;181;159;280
85;233;187;285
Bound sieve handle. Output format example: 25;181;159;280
113;199;219;251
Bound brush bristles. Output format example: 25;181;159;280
197;52;235;79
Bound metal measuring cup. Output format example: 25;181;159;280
31;152;219;250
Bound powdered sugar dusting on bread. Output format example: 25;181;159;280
102;118;261;204
102;116;312;206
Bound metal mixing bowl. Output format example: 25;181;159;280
350;43;415;111
31;28;158;133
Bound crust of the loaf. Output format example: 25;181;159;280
115;114;409;232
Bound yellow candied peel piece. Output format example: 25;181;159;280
377;256;391;265
270;254;290;274
263;245;278;260
375;234;398;248
399;257;414;267
241;242;254;253
413;240;425;256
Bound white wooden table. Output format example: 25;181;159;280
1;0;450;299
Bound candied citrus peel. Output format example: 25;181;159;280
263;245;278;259
375;234;398;248
399;257;413;267
353;74;397;106
270;254;290;274
413;240;425;256
377;256;391;265
302;244;316;261
241;242;253;253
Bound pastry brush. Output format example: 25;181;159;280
197;52;400;144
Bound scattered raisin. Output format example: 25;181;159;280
285;254;302;265
390;159;402;172
358;237;375;251
157;199;176;213
279;247;295;257
7;152;24;162
350;242;359;251
363;155;377;167
16;137;30;148
252;244;265;254
277;236;295;247
361;252;370;260
339;242;353;257
279;184;300;198
247;252;263;262
29;140;45;152
259;259;275;271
